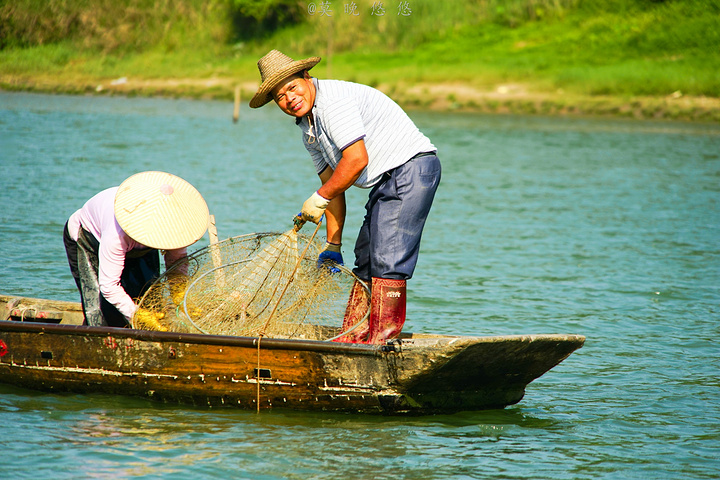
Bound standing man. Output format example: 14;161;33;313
250;50;441;344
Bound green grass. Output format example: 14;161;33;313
325;1;720;97
1;0;719;109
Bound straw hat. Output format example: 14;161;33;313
114;171;209;250
249;49;321;108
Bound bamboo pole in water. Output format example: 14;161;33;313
233;86;241;123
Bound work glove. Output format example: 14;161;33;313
318;242;343;273
300;191;330;224
134;308;168;332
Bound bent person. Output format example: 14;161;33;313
63;171;209;328
249;50;441;344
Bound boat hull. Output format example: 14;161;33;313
0;295;585;414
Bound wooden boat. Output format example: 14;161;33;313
0;294;584;414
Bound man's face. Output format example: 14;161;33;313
272;73;315;118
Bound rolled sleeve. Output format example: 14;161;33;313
97;239;137;320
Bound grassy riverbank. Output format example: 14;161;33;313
1;0;719;121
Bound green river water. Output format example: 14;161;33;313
0;92;718;479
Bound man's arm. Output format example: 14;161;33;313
319;166;346;244
317;139;368;200
300;139;368;225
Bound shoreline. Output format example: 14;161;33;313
2;74;719;123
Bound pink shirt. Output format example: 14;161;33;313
67;187;187;320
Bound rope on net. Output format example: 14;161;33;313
255;220;323;412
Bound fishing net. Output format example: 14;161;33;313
132;230;369;341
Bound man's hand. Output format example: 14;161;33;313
318;242;343;273
301;191;330;224
293;213;306;231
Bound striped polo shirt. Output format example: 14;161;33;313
296;78;436;188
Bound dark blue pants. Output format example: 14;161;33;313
353;153;441;282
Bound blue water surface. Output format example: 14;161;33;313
0;92;718;479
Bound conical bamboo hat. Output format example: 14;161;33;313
114;171;209;250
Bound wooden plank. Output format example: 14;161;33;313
1;295;84;325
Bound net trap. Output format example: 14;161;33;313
132;229;369;341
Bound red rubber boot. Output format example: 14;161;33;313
332;279;371;343
365;278;406;345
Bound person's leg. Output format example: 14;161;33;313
365;277;407;344
75;229;105;327
369;154;441;280
333;278;371;343
63;221;82;293
336;183;384;343
366;154;441;344
351;204;373;283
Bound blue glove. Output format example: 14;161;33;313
317;242;343;273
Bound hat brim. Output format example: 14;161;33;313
114;171;209;250
249;57;321;109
